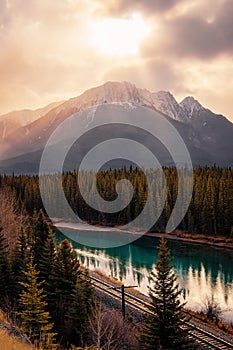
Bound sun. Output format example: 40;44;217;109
89;14;150;56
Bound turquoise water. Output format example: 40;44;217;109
55;229;233;322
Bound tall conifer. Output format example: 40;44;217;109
141;238;193;349
32;209;50;265
11;226;30;302
0;228;13;305
18;257;56;349
48;239;80;337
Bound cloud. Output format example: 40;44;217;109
103;58;188;94
142;0;233;59
0;0;233;120
96;0;183;16
0;0;103;113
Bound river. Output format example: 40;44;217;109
55;226;233;323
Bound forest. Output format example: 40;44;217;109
0;208;95;349
1;166;233;237
0;166;233;349
0;206;192;349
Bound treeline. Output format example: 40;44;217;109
0;209;95;349
1;166;233;236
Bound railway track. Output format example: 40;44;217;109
89;273;233;350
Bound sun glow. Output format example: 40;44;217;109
89;14;150;56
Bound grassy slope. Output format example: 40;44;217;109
0;330;33;350
0;310;33;350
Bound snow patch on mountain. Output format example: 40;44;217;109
180;96;204;118
67;81;193;122
150;91;187;121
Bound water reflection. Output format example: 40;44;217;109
56;230;233;322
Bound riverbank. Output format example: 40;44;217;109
53;220;233;250
145;230;233;250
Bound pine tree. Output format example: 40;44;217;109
67;270;95;346
37;230;57;293
141;237;193;350
18;257;56;349
0;227;13;305
31;209;51;266
48;239;81;338
11;226;30;302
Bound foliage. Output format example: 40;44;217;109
18;258;56;349
67;270;95;346
31;209;51;267
1;166;233;237
141;237;193;349
11;227;30;301
0;228;13;304
0;196;95;348
47;239;95;346
0;189;26;255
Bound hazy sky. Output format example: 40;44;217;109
1;0;233;120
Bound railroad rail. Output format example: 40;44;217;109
89;273;233;350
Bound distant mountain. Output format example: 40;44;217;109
0;101;64;159
0;101;64;127
0;81;233;173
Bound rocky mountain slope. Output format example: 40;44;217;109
0;81;232;173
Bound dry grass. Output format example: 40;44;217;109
94;270;122;286
174;231;233;245
184;309;233;338
0;310;8;324
93;270;143;295
0;308;33;350
0;329;33;350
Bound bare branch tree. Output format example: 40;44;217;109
89;303;139;350
0;188;28;255
201;295;222;322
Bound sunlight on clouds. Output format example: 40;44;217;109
0;0;232;119
89;14;150;56
173;57;233;119
166;0;225;22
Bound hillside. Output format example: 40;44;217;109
0;330;33;350
0;309;33;350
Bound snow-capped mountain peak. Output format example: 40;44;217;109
150;90;187;121
69;81;189;122
70;81;141;108
1;80;233;172
180;96;204;118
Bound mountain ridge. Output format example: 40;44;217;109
0;81;232;172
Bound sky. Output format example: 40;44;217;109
0;0;233;120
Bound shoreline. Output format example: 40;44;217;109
144;231;233;250
53;220;233;250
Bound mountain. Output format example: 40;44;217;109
0;100;64;126
0;81;233;173
0;101;64;156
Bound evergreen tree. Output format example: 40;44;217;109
18;257;56;349
0;227;13;305
141;237;193;350
37;230;57;294
48;239;81;339
67;270;95;346
2;167;233;238
31;209;50;266
11;226;30;302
